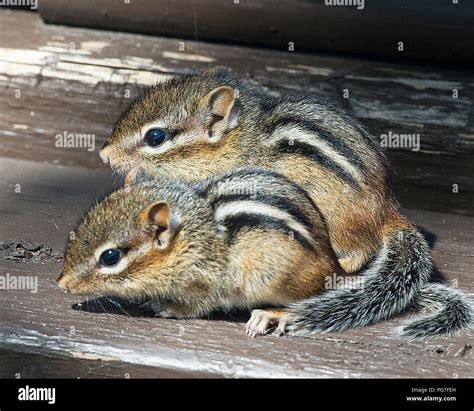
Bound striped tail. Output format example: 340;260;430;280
400;283;473;339
287;224;436;335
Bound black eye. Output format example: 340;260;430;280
99;249;122;267
144;128;168;147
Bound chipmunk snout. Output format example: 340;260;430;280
99;149;110;165
99;148;117;167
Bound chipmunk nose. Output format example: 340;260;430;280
99;145;117;166
99;149;110;165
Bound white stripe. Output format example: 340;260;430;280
273;125;361;180
215;200;313;244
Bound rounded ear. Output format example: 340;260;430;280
139;201;181;250
202;86;236;117
199;86;239;140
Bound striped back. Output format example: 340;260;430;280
264;103;386;189
198;168;322;250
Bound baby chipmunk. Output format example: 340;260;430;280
58;168;471;338
98;67;472;338
58;168;344;336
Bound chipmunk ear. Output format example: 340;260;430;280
200;86;239;141
140;201;181;250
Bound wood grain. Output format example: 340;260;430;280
0;348;213;378
0;157;472;378
38;0;474;65
0;10;473;378
0;10;473;217
1;9;473;161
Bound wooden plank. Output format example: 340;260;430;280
0;10;473;217
38;0;474;65
0;10;473;378
0;8;473;161
0;157;472;378
0;348;213;378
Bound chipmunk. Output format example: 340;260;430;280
58;168;344;336
97;67;472;338
58;168;472;338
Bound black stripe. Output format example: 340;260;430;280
205;167;316;202
276;139;360;188
221;213;314;251
211;194;314;236
274;117;366;171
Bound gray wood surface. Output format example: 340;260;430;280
0;10;473;217
0;156;472;379
0;10;473;378
1;9;473;160
38;0;474;65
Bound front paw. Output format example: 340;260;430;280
246;308;291;338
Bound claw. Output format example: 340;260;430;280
245;308;290;338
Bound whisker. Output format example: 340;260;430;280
105;296;132;318
96;297;113;320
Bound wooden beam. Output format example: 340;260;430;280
0;157;472;378
38;0;474;65
1;9;473;160
1;10;473;217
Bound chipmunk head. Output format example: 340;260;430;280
57;182;215;299
100;67;247;180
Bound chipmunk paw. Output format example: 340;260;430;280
245;308;290;338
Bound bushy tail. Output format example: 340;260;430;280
400;283;473;339
287;224;434;335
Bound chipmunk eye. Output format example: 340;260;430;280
144;128;168;147
99;248;122;267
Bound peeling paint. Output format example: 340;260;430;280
287;64;334;76
347;74;461;91
162;51;215;63
1;130;17;136
80;41;109;53
0;47;173;86
40;45;92;56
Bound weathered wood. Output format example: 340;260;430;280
0;10;473;218
0;348;213;378
0;9;473;161
38;0;474;65
0;10;473;378
0;157;472;378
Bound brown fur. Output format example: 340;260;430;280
99;67;403;275
58;169;345;323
